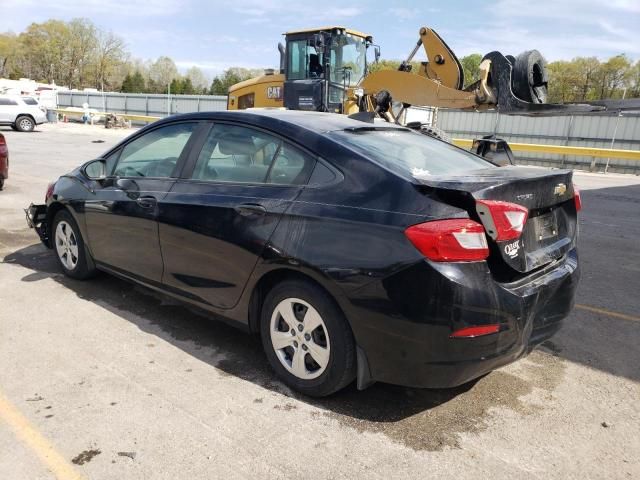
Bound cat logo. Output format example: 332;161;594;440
554;183;567;196
267;86;282;100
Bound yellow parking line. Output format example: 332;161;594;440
0;390;86;480
576;304;640;322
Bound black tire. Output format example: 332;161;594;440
260;279;356;397
15;115;35;132
511;50;548;104
51;209;97;280
10;125;19;131
0;177;4;190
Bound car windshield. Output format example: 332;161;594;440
327;128;494;180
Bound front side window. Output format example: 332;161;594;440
191;124;315;185
112;122;197;178
327;128;494;180
0;98;18;106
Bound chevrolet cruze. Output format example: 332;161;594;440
27;110;580;396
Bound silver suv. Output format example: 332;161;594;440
0;96;48;132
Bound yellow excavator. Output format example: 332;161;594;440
228;25;639;162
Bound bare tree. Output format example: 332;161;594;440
92;30;127;90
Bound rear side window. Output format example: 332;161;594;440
191;124;315;185
0;98;18;106
22;97;38;105
327;128;493;180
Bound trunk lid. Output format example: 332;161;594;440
414;166;578;273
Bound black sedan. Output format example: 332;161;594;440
26;111;580;397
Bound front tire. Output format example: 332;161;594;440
51;209;97;280
15;115;35;132
260;280;356;397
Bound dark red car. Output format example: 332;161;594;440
0;133;8;190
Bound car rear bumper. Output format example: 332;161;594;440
347;248;579;389
25;203;49;246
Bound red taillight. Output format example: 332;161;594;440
450;324;500;338
574;185;582;212
45;182;55;201
404;219;489;262
0;134;5;146
476;200;528;241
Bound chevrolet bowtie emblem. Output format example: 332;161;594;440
554;183;567;196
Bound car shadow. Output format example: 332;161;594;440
3;242;476;424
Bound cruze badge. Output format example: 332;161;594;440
554;183;567;196
504;240;520;258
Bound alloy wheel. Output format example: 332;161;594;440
55;221;79;270
19;118;34;131
270;297;330;380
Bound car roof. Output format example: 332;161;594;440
163;110;406;135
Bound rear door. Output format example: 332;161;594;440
0;98;19;122
158;122;316;309
84;121;202;282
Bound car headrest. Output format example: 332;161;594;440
217;131;257;155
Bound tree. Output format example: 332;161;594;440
460;53;482;87
91;29;127;90
19;20;69;83
595;55;632;99
121;70;145;92
149;56;178;92
63;18;97;89
181;77;195;95
628;61;640;98
0;33;20;78
207;67;261;95
185;66;208;92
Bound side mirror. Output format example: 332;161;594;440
374;45;381;63
82;159;107;180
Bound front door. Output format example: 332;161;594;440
158;122;317;309
84;121;201;282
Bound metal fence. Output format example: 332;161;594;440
436;110;640;174
56;91;640;173
57;91;228;117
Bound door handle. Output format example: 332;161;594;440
234;203;267;216
136;196;157;208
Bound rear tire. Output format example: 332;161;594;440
15;115;35;132
260;279;356;397
51;209;97;280
0;177;4;190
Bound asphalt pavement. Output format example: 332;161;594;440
0;122;638;479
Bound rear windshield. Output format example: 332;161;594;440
327;128;494;180
22;97;38;105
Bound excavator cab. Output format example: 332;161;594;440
282;27;375;112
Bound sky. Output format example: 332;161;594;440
2;0;640;77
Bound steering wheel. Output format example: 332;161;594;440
141;157;177;177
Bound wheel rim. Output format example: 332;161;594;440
19;118;33;130
270;297;330;380
54;221;79;270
